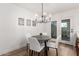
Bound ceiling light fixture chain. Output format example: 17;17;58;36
35;3;52;23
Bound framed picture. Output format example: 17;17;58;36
32;20;36;26
18;18;24;26
26;19;31;26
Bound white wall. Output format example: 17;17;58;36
0;3;44;55
1;3;79;55
44;9;79;46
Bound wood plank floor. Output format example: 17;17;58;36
2;43;77;56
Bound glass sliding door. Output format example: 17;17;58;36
51;21;57;38
61;19;70;41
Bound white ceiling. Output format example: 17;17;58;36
14;3;79;15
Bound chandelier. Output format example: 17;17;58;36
35;3;52;23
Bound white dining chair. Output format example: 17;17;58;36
47;35;61;56
29;37;45;56
25;33;32;55
25;33;32;43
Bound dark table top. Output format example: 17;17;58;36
33;35;50;41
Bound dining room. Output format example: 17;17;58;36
0;3;79;56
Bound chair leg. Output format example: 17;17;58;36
27;48;30;56
31;50;37;56
27;48;29;56
43;50;45;56
34;51;37;56
38;52;40;56
31;50;33;56
76;47;78;56
56;48;58;56
33;51;36;56
29;49;30;56
36;52;38;56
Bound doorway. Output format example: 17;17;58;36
61;19;70;41
51;21;57;39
